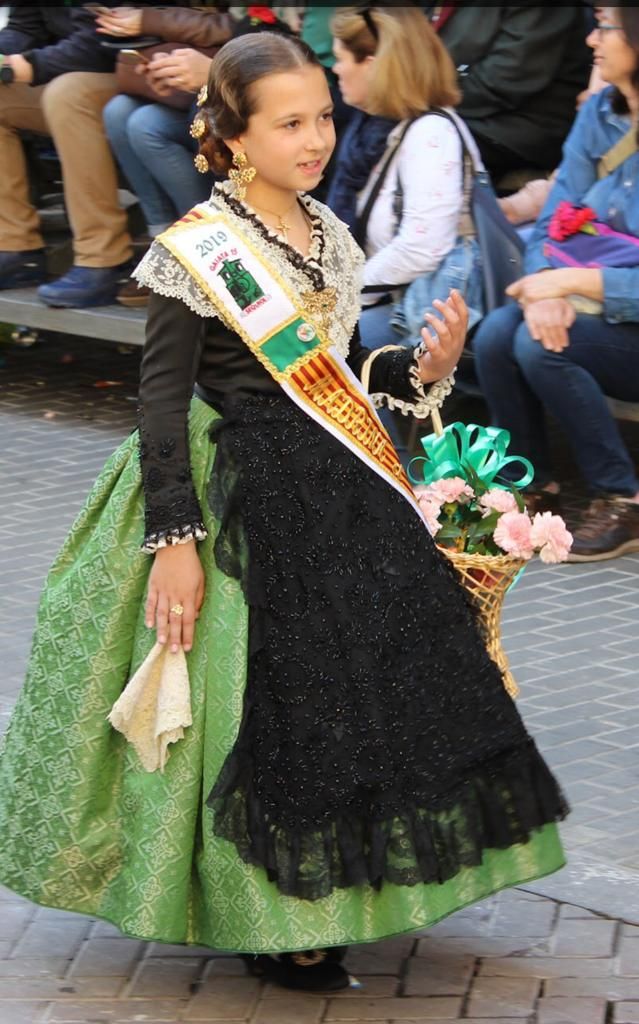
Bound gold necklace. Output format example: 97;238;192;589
250;198;300;241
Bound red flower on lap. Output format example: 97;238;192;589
548;201;597;241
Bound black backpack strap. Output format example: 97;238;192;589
362;108;461;294
353;116;418;249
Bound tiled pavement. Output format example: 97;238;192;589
1;332;638;1022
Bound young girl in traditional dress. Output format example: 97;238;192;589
0;32;568;993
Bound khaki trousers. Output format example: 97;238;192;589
0;72;132;267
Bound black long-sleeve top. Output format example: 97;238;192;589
137;291;422;549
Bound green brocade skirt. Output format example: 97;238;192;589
0;398;565;953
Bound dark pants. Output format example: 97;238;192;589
472;303;639;496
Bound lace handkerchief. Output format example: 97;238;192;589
108;642;192;772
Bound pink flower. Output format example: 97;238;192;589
429;476;474;505
493;510;534;559
530;512;573;563
478;489;518;517
415;487;443;537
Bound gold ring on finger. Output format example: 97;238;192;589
170;603;184;616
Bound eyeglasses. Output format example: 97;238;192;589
596;22;624;33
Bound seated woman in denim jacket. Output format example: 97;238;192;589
330;7;484;357
472;7;639;564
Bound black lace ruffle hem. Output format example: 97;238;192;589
208;738;567;901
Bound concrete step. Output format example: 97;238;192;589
0;287;146;347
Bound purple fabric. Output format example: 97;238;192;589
544;221;639;269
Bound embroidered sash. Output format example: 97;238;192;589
159;204;426;523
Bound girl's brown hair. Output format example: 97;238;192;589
197;33;321;175
331;6;460;119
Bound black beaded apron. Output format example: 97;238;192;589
203;393;567;901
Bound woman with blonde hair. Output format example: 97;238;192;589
329;5;484;372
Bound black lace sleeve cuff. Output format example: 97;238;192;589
141;523;208;555
361;342;455;419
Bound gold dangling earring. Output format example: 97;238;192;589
194;152;210;174
228;151;256;201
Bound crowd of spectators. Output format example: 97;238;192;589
0;2;637;561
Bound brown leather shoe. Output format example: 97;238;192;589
117;279;150;307
568;496;639;562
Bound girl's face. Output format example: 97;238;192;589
332;39;375;110
587;8;637;90
230;65;335;194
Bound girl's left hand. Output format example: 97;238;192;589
417;290;469;384
507;270;572;304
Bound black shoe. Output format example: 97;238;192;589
240;949;351;992
0;249;46;289
568;496;639;562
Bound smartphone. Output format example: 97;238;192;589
119;48;150;65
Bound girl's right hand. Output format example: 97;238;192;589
145;542;205;654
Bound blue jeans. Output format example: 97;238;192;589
472;303;639;495
103;95;212;231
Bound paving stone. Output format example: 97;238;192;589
478;957;612;977
0;976;122;998
147;941;220;958
335;977;400;998
552;918;617;957
465;976;540;1017
416;936;543;958
202;957;247;978
546;977;639;998
250;995;326;1023
12;919;90;959
70;938;143;977
325;997;463;1019
0;1001;49;1023
537;996;607;1024
615;1003;639;1023
88;921;126;940
44;998;188;1022
403;954;474;996
128;956;200;998
0;902;36;940
490;901;557;937
0;957;69;977
558;905;603;921
183;976;261;1020
344;937;414;975
618;939;639;975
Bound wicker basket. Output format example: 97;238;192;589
438;548;525;698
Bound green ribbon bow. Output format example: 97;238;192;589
408;422;535;490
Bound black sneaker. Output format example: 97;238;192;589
568;496;639;562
